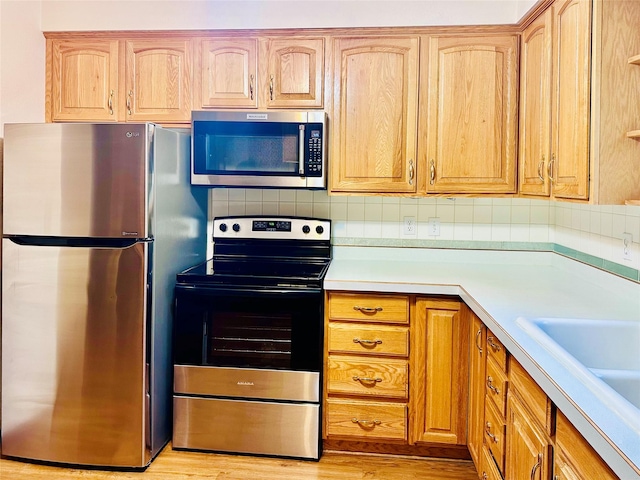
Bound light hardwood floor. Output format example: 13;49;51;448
0;443;478;479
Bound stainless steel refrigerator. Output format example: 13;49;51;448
1;123;207;468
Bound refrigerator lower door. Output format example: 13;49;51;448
1;239;150;467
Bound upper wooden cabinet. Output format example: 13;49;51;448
519;10;553;197
421;35;518;194
124;39;193;122
195;38;258;108
330;36;419;194
46;37;192;123
47;39;119;122
519;0;640;204
194;36;324;110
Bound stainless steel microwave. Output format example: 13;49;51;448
191;111;327;189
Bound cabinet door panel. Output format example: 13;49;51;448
519;11;552;197
331;37;419;193
425;35;517;193
467;313;486;468
410;299;468;445
125;40;192;122
198;38;258;108
49;40;119;122
266;38;324;108
551;0;591;199
506;395;550;480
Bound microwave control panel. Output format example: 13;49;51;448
306;127;323;177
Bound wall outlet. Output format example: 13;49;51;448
403;216;417;236
428;217;441;236
622;232;633;261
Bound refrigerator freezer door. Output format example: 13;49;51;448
1;239;150;467
3;123;150;238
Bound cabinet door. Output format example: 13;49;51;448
550;0;591;199
331;37;419;193
519;11;553;197
197;38;258;108
424;35;518;193
264;37;324;108
48;39;119;122
124;39;193;122
410;298;468;445
467;311;486;468
505;394;550;480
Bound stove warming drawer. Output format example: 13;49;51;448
174;365;319;402
173;396;320;459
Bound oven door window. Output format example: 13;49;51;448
193;121;302;176
174;286;323;372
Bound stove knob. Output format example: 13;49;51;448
232;223;241;232
316;225;324;235
219;223;227;232
302;225;311;234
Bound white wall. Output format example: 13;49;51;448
39;0;532;31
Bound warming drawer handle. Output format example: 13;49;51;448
352;375;382;384
353;338;383;346
351;418;381;428
353;306;383;313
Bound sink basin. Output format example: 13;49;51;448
516;316;640;419
526;317;640;371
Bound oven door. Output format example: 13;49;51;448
174;285;323;373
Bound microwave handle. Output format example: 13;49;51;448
298;124;305;175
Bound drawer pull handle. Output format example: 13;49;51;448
351;418;381;428
353;306;383;313
353;338;382;346
530;453;542;480
485;422;499;443
482;473;488;480
487;336;502;352
353;376;382;384
487;376;501;395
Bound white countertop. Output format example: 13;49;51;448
324;246;640;479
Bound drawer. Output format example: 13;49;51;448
327;355;408;399
484;393;506;474
486;356;508;416
486;330;507;370
326;398;406;441
328;293;410;324
480;444;503;480
328;322;409;357
509;357;552;434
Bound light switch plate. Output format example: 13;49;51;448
622;232;633;261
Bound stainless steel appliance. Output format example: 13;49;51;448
1;123;207;468
191;111;326;189
173;216;331;460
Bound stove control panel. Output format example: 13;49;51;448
214;216;331;241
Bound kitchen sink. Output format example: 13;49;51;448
516;316;640;418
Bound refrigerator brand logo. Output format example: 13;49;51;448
122;231;139;236
237;381;254;386
126;132;140;138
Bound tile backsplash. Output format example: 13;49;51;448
208;189;640;279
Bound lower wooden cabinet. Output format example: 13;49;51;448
467;311;486;466
555;410;618;480
410;298;469;445
324;292;469;451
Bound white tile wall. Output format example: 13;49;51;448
208;189;640;271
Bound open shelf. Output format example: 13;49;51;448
628;54;640;65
